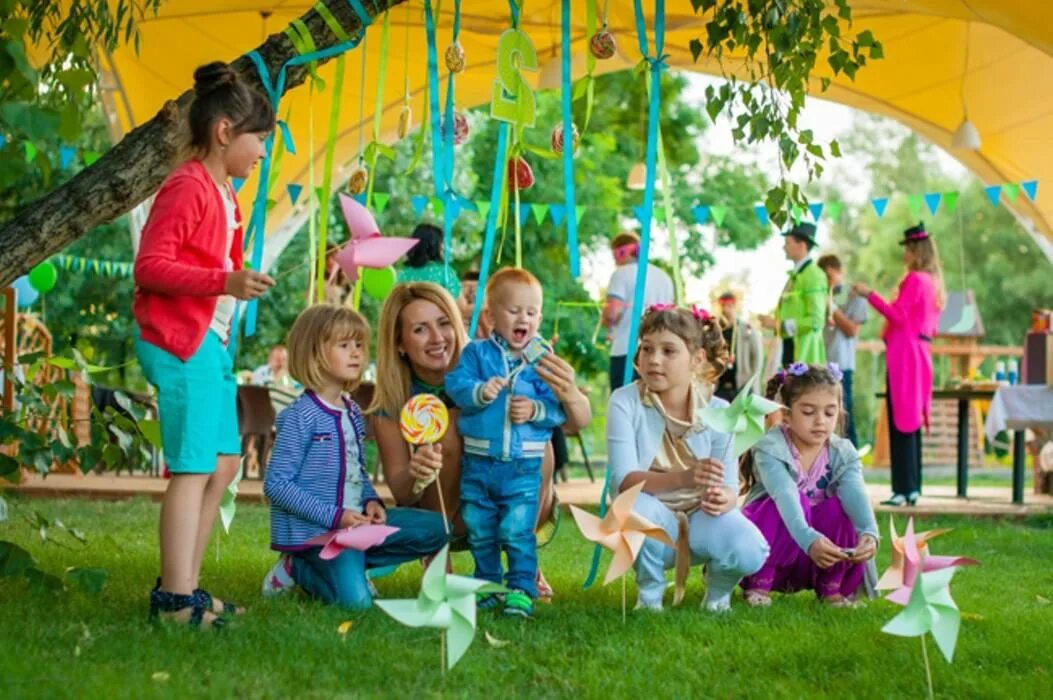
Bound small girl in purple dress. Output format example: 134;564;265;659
739;363;879;607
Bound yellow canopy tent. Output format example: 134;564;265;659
94;1;1053;267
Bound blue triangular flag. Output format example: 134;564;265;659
985;185;1001;206
550;204;567;226
287;183;303;205
232;177;246;194
1022;180;1039;201
692;205;710;225
754;205;769;226
519;203;531;223
411;195;428;216
923;192;941;215
871;197;889;217
808;203;824;221
353;193;367;205
59;146;76;170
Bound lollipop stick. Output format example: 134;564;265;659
435;471;450;536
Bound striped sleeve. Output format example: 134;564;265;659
264;406;342;529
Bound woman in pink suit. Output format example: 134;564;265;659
853;223;944;506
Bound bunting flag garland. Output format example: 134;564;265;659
710;205;728;227
826;201;843;221
1022;180;1039;201
693;205;710;225
287;183;303;205
923;192;942;215
55;255;133;278
59;146;76;170
373;192;391;214
808;202;824;221
232;177;246;194
872;197;890;217
549;204;566;225
984;185;1001;206
943;191;959;213
411;195;429;216
1003;182;1020;202
907;194;924;216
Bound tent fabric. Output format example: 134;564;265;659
94;1;1053;268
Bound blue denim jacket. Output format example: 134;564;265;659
446;335;565;461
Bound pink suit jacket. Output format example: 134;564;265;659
867;271;940;434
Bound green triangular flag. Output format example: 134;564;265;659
92;259;100;273
531;203;549;225
83;151;100;166
1003;183;1020;202
826;202;843;221
476;200;491;221
62;256;72;270
78;259;87;272
24;142;37;163
907;194;924;215
104;261;113;276
710;206;728;227
575;205;587;224
943;191;959;214
373;192;390;214
431;197;444;216
314;187;324;205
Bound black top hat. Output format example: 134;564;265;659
899;221;931;245
781;222;818;247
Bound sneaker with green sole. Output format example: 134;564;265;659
477;592;504;611
502;590;534;619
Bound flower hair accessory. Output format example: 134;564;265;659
826;362;844;381
647;302;676;314
690;304;712;322
787;362;809;377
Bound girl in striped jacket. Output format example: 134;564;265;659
263;304;447;608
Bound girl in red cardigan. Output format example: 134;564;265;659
136;62;275;628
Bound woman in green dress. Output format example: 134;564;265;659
398;223;462;299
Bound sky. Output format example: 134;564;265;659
577;73;970;315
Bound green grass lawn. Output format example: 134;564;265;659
1;496;1050;698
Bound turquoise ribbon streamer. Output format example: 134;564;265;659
241;20;368;334
442;1;463;291
423;0;451;286
621;0;666;385
560;0;580;277
469;123;509;338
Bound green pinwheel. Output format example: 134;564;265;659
882;566;962;663
375;544;506;671
698;374;783;458
219;463;243;535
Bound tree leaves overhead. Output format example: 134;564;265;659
688;0;883;227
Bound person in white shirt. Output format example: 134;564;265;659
603;232;675;391
251;345;291;386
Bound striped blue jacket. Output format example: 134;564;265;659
264;391;382;551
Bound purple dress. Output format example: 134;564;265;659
741;427;865;598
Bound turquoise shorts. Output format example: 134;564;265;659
136;330;241;474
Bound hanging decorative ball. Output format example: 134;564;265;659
347;163;369;195
507;157;535;191
590;28;617;60
444;42;466;74
397;103;413;140
551;123;580;155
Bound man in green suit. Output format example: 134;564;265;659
762;222;828;365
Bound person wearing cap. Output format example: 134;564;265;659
714;290;764;402
853;222;945;507
603;231;675;391
761;222;828;365
817;254;869;447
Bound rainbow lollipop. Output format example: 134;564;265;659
400;393;450;445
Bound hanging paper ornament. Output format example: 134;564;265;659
444;42;466;74
347;163;369;195
590;28;617;60
551;123;580;155
451;112;470;145
397;103;413;140
507;157;535;191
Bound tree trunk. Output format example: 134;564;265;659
0;0;407;287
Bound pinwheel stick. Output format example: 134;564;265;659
622;576;627;624
921;637;934;700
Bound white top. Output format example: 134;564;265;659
209;182;239;343
606;262;675;356
321;396;364;513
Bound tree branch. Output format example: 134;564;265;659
0;0;408;287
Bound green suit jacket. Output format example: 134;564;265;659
776;258;828;364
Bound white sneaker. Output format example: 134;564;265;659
634;597;664;613
261;554;295;597
702;592;732;613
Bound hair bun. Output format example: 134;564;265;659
193;61;238;95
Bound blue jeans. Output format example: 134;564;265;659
460;454;542;597
841;369;858;447
290;507;447;609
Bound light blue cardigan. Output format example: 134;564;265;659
606;382;734;493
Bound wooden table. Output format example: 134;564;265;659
878;388;996;500
984;385;1053;504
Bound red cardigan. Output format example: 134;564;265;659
133;159;244;361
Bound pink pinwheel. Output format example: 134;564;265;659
334;193;419;281
878;516;979;605
304;524;400;560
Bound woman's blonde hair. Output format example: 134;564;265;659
286;304;370;393
368;282;468;417
905;237;947;309
634;305;730;383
